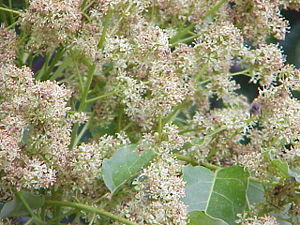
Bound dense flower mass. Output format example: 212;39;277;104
20;0;82;51
0;0;300;224
0;26;17;64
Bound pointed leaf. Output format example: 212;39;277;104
188;211;228;225
270;160;290;178
183;166;214;211
183;165;249;225
0;192;44;219
102;145;155;194
247;179;265;205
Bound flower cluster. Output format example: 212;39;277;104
0;26;17;64
0;0;299;224
20;0;82;51
237;215;279;225
0;64;71;190
115;156;187;225
230;0;289;44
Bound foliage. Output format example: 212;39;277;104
0;0;300;224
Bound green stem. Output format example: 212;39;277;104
174;154;221;170
88;213;96;225
169;23;194;45
208;127;226;136
162;102;187;126
24;218;33;225
178;127;205;135
0;6;20;14
85;90;119;103
49;57;70;81
98;8;113;49
169;0;228;45
200;161;220;170
111;3;134;34
70;64;95;149
199;69;250;86
15;192;45;225
174;154;198;166
5;20;18;29
201;0;227;20
170;33;199;47
79;64;95;111
80;0;88;10
35;53;51;80
43;48;66;80
72;119;91;147
157;116;163;134
195;63;208;81
47;209;79;224
199;69;250;85
199;78;211;86
82;0;96;13
8;0;14;23
227;69;250;77
45;200;139;225
151;0;156;22
117;110;123;132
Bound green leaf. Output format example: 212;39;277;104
183;166;214;211
247;179;265;205
0;192;44;219
270;160;290;178
188;211;228;225
183;165;249;225
102;145;155;194
288;168;300;183
264;152;292;178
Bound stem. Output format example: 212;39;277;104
178;127;205;135
79;64;95;111
169;0;228;45
45;200;139;225
201;0;227;20
170;33;199;47
82;0;96;13
70;64;95;149
35;53;51;80
195;63;208;81
5;20;18;29
162;102;187;126
117;110;123;132
72;120;90;147
157;116;163;134
0;6;20;14
199;161;220;170
208;127;226;136
24;218;33;225
169;23;194;45
199;78;211;86
174;154;221;170
85;90;119;103
227;69;250;77
15;192;45;225
174;154;198;166
98;8;113;49
43;48;66;80
111;3;134;34
80;0;88;10
199;69;250;86
151;0;156;22
46;209;79;224
88;213;96;225
8;0;14;23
